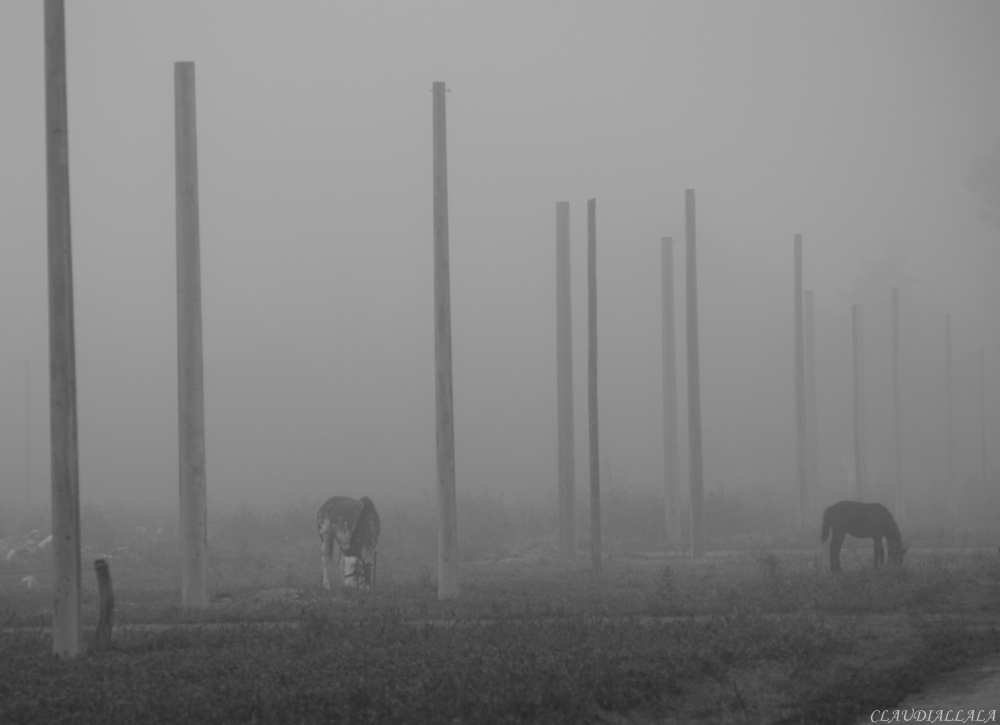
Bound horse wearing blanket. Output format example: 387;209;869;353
317;496;380;589
821;500;905;573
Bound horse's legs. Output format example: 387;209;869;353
873;538;885;569
829;529;846;573
320;531;341;590
320;532;330;589
360;545;376;588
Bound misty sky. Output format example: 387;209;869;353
1;2;998;515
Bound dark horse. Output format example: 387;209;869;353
821;501;905;573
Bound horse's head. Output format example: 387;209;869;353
889;543;908;567
341;555;373;589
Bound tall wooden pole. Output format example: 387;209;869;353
555;201;576;559
859;305;867;495
981;347;988;487
432;81;459;599
945;314;954;490
793;235;807;527
852;304;866;501
175;62;208;608
587;198;601;574
892;288;903;521
44;0;82;657
685;190;705;558
660;237;680;549
25;361;32;512
804;291;818;519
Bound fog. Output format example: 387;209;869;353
1;3;998;527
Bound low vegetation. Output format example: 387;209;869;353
2;489;999;723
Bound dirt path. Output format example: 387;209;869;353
856;653;1000;723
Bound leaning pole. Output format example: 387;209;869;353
432;81;459;599
555;201;576;559
45;0;82;657
685;190;705;559
587;198;601;575
660;237;681;549
175;62;209;608
793;234;807;528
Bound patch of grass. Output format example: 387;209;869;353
0;606;871;724
5;602;986;725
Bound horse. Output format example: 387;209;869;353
820;500;905;573
317;496;381;589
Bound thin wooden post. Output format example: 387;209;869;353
981;347;987;487
859;305;866;495
852;304;867;501
555;201;576;559
892;288;904;521
24;361;31;512
93;559;114;651
686;190;705;559
660;237;681;549
175;62;208;608
805;291;818;520
432;81;458;599
793;235;807;528
45;0;82;657
587;198;601;574
945;314;954;490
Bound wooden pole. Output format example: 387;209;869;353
660;237;681;549
892;288;903;522
685;190;705;558
44;0;82;657
555;201;576;559
93;559;114;651
25;361;31;512
852;304;866;501
945;314;954;490
804;291;818;519
860;305;867;495
981;347;988;487
587;198;601;574
175;62;208;608
432;81;459;599
793;235;807;528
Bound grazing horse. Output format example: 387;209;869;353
821;500;905;573
317;496;380;589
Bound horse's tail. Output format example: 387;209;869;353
821;506;832;543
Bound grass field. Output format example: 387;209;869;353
2;494;1000;724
